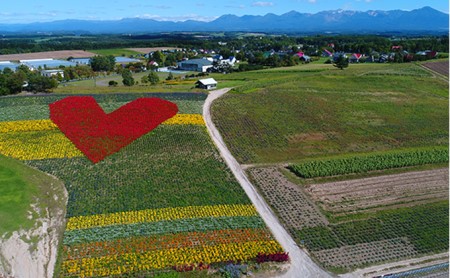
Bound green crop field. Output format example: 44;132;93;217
89;48;141;57
212;60;449;273
211;62;448;164
0;93;285;277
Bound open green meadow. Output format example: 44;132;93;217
212;62;448;164
0;154;66;238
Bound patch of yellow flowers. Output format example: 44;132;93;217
66;204;257;230
0;114;204;160
62;240;283;277
0;130;82;160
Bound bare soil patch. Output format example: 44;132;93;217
423;61;449;77
126;47;181;54
306;168;448;214
0;50;96;61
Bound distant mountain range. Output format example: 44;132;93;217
0;6;447;34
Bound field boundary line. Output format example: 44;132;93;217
340;252;449;278
203;88;331;278
418;64;449;83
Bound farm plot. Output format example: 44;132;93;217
306;168;449;215
0;50;96;61
211;63;448;164
423;61;449;77
0;93;285;277
248;166;448;273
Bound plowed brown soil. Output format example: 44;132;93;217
306;168;448;214
423;61;449;77
0;50;96;61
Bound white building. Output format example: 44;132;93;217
196;78;217;90
177;59;213;72
41;69;64;78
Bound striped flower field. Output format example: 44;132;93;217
0;93;286;277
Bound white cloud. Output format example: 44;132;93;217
251;2;274;7
308;0;317;3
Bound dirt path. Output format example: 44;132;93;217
341;252;449;278
204;88;331;278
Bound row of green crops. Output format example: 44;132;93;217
0;93;285;277
288;148;449;178
297;201;449;254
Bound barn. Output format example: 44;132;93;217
196;78;217;90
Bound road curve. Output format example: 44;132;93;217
203;88;331;278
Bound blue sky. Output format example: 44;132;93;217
1;0;448;23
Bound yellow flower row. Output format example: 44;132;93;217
66;204;257;231
62;240;283;277
0;131;82;160
163;114;204;125
0;119;57;133
0;114;204;134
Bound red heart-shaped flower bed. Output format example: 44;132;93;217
49;96;178;163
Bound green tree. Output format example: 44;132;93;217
166;72;174;81
121;69;135;86
108;80;118;87
26;75;58;93
333;55;349;70
148;72;159;85
90;55;115;72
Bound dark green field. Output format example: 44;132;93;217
212;62;448;164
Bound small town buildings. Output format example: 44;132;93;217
196;78;217;90
322;49;333;57
349;53;363;63
178;59;213;72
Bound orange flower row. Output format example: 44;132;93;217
64;228;273;260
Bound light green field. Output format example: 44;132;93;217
55;70;202;94
0;154;66;238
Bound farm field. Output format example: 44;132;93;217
0;50;96;61
88;48;141;57
248;166;449;273
127;47;182;54
211;61;449;274
423;60;449;77
211;62;448;164
0;93;286;277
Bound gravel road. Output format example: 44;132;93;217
203;88;331;278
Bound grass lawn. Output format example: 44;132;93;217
0;154;65;238
55;70;204;94
211;61;449;164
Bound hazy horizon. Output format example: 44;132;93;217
1;1;448;24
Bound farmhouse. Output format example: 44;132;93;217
349;53;363;63
196;78;217;90
178;59;213;72
41;69;64;78
70;58;91;65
